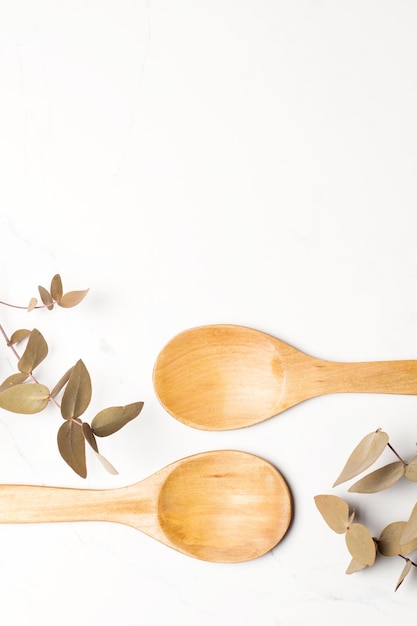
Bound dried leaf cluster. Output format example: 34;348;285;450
315;428;417;591
0;275;143;478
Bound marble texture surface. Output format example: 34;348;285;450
0;1;416;624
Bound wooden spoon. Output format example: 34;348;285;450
0;450;292;563
153;324;417;430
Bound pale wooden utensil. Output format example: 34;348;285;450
153;324;417;430
0;450;292;563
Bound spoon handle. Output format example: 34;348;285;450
0;484;122;525
316;359;417;396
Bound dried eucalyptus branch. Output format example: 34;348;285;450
0;275;143;478
0;274;89;311
315;428;417;591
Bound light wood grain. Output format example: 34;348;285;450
153;324;417;430
0;450;292;563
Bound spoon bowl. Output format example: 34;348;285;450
153;324;417;430
0;450;292;563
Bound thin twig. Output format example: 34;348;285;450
387;442;407;465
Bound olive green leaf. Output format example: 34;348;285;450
395;559;412;592
348;461;405;494
345;523;376;567
27;297;37;312
58;289;89;308
38;285;54;310
81;422;98;452
9;329;31;346
346;558;367;574
0;383;50;413
17;328;48;374
333;430;389;487
50;274;63;302
400;503;417;546
405;454;417;482
50;367;73;399
61;360;92;420
82;423;118;475
0;372;28;392
57;420;86;478
314;495;350;534
378;521;417;556
91;401;144;437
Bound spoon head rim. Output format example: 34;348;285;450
156;449;293;563
153;324;292;430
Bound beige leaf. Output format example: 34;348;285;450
400;503;417;546
94;452;118;475
81;423;118;475
314;495;350;534
348;461;405;494
91;401;144;437
395;559;412;592
38;285;54;310
61;360;91;420
50;274;63;302
345;523;376;567
405;454;417;482
27;297;37;312
58;289;89;308
17;328;48;374
333;430;389;487
0;383;50;413
378;522;405;556
9;329;31;346
57;421;87;478
50;367;73;399
346;558;366;574
378;521;417;556
0;373;29;393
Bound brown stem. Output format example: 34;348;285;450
399;554;417;567
387;442;407;465
0;300;54;310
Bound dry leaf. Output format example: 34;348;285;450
93;452;118;475
50;274;63;302
38;286;54;310
346;558;367;574
91;401;144;437
17;328;48;375
314;495;350;534
405;454;417;482
378;521;417;556
345;523;376;567
9;329;31;346
57;420;86;478
333;430;389;487
378;522;405;556
348;461;405;494
400;503;417;546
82;423;118;475
61;360;92;420
50;367;73;399
58;289;89;308
27;297;37;312
0;372;29;392
82;422;98;452
395;559;412;591
0;383;50;413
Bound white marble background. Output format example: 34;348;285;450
0;1;416;624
